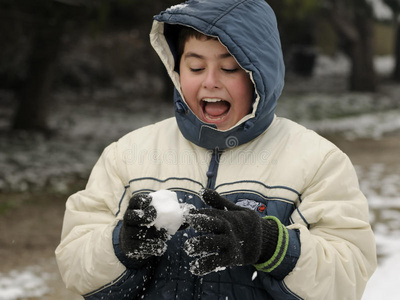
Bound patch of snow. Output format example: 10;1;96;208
363;251;400;299
277;54;400;139
0;267;50;300
357;164;400;299
0;96;173;192
374;56;395;75
314;54;350;76
367;0;393;20
166;3;188;12
251;271;258;281
302;110;400;140
210;266;227;273
314;55;394;77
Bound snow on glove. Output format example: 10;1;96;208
184;189;288;276
120;194;169;261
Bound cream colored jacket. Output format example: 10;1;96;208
55;116;376;299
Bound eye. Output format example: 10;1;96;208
222;68;239;73
190;68;204;73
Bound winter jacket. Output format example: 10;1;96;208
55;0;377;299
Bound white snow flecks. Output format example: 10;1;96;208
166;3;188;12
251;271;258;281
212;266;227;273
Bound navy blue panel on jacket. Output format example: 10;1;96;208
86;188;301;299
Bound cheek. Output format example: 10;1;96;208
180;76;199;109
241;74;254;97
231;77;254;112
180;78;193;98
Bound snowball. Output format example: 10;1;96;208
149;190;184;235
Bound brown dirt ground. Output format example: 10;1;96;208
0;183;86;299
0;135;399;299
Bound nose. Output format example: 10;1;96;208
202;68;221;89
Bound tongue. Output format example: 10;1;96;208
204;101;230;117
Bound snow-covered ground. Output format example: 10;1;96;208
0;55;399;299
358;163;400;299
0;267;50;300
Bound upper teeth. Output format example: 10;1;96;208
203;98;222;102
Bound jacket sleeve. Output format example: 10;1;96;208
281;147;377;300
55;142;152;297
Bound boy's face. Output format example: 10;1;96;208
179;37;254;131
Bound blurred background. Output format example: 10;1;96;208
0;0;399;299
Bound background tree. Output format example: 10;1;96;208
324;0;377;91
0;0;181;133
383;0;400;80
92;0;181;100
270;0;378;91
0;0;91;133
269;0;320;76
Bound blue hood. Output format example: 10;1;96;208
150;0;285;150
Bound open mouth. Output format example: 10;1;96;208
201;98;231;123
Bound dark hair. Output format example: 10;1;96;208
177;26;217;58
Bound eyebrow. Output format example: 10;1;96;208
183;52;232;60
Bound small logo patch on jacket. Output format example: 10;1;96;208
236;199;267;213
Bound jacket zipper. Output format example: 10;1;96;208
194;149;223;299
206;148;223;189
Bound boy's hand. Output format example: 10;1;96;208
184;189;279;276
120;194;169;261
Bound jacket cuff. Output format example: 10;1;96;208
254;216;300;280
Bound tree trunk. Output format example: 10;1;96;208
348;16;376;91
12;8;64;132
327;0;376;92
392;15;400;81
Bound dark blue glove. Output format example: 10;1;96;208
185;189;280;276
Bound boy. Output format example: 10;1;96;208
55;0;377;299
